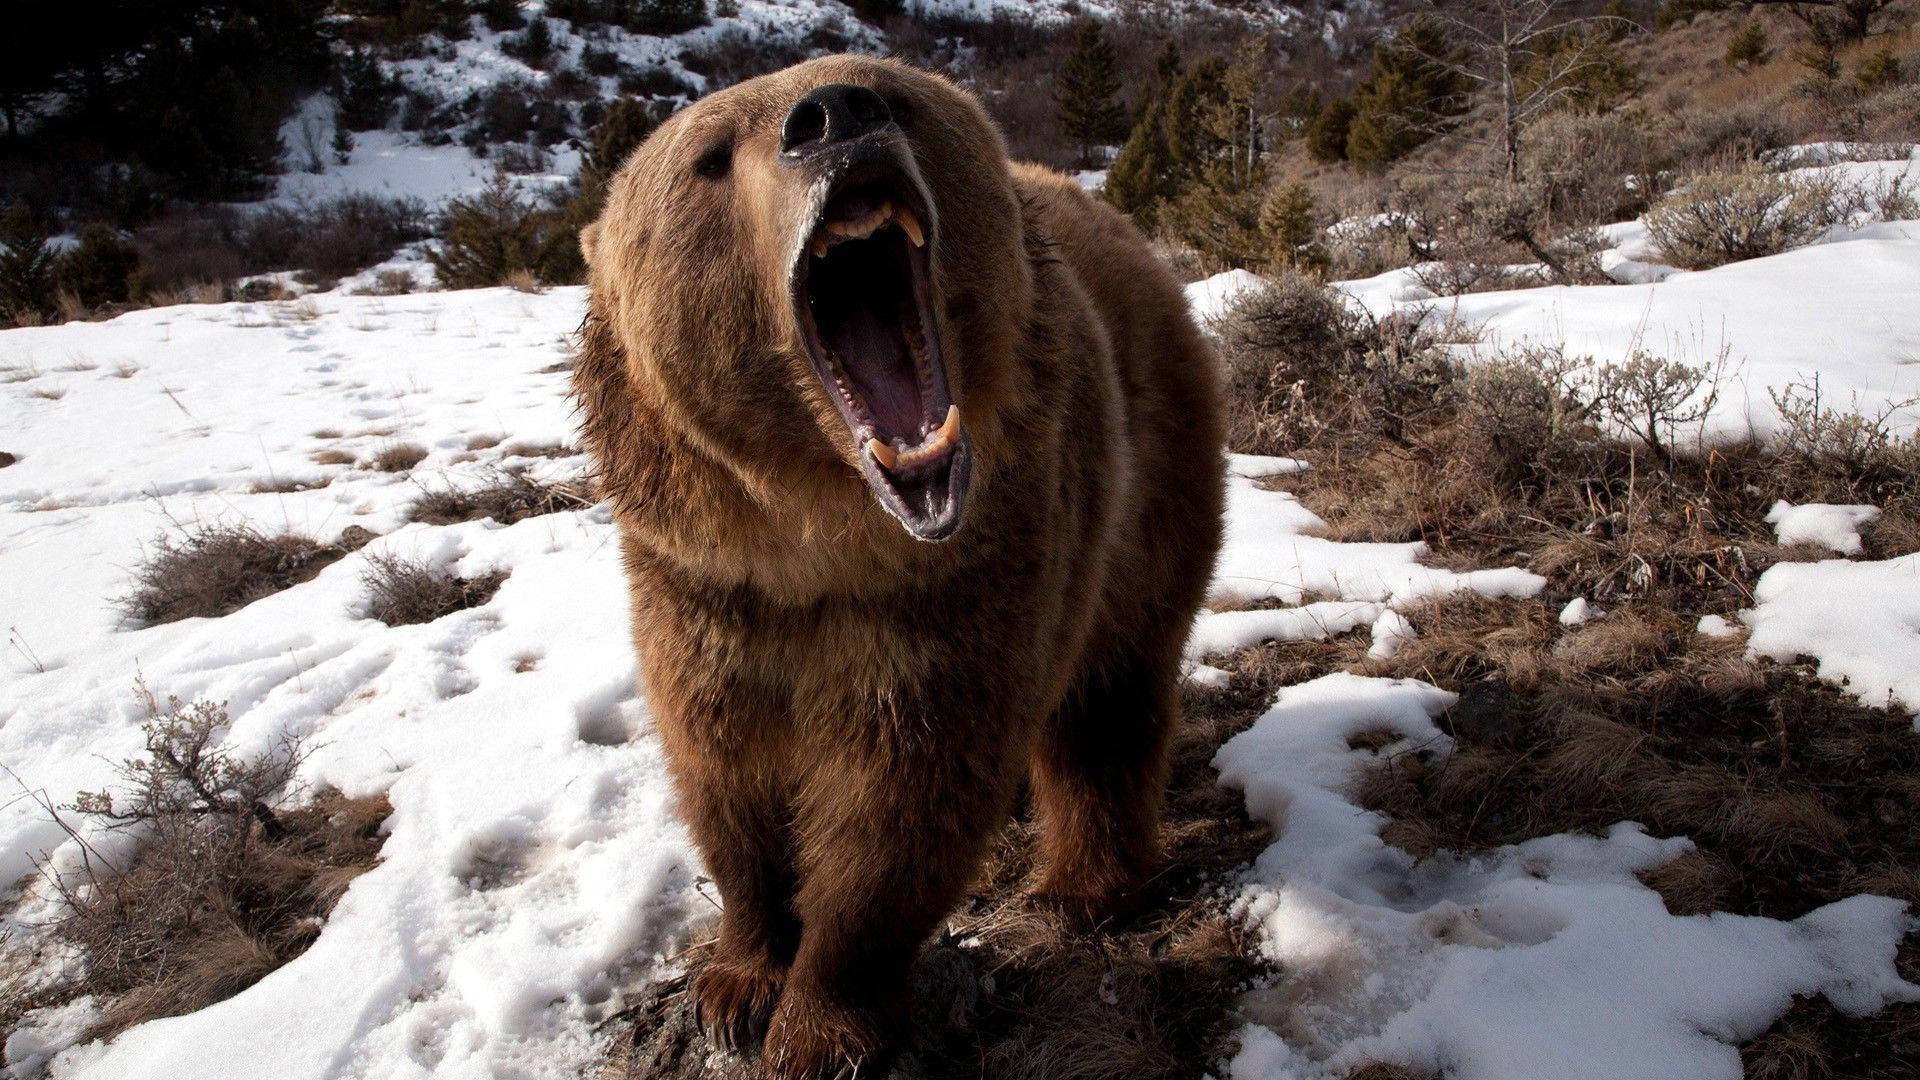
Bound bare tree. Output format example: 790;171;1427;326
1409;0;1638;181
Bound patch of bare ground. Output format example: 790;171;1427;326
3;689;388;1045
120;523;376;626
1211;277;1920;1077
407;468;596;526
359;554;506;626
600;649;1295;1080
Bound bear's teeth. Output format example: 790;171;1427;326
866;438;899;469
826;202;892;241
810;234;830;259
936;403;960;443
895;205;925;248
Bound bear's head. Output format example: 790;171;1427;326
582;56;1030;543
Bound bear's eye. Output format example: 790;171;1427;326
883;94;914;129
694;142;732;180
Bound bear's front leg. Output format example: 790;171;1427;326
762;739;1017;1080
669;745;801;1052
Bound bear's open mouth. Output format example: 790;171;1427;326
793;157;969;542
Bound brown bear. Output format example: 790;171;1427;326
573;55;1224;1079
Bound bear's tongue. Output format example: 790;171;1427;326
827;306;922;439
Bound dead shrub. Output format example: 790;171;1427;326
369;442;428;472
45;686;388;1042
407;468;595;526
359;554;506;626
121;525;352;626
1216;273;1454;454
1769;375;1920;502
1644;167;1838;268
310;448;357;466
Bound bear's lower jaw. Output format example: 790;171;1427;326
792;151;969;542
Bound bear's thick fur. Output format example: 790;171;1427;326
574;55;1224;1078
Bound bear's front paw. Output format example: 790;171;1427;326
762;985;890;1080
691;955;785;1053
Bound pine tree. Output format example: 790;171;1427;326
54;223;142;310
630;0;709;35
1345;19;1472;170
1305;98;1356;163
0;201;56;324
1055;21;1127;168
1857;45;1900;89
1260;181;1317;271
1104;43;1184;229
1725;22;1769;67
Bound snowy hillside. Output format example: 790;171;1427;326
4;223;1918;1075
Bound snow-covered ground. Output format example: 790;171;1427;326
4;276;1915;1077
6;139;1920;1076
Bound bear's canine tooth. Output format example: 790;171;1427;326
810;233;830;258
866;438;899;470
895;205;925;248
936;404;959;443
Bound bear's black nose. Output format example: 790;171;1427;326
781;84;893;156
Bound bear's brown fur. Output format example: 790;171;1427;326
573;55;1224;1079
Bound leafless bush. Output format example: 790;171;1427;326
45;685;388;1041
352;268;420;296
1216;273;1456;453
408;468;596;526
1523;109;1672;224
1456;343;1605;483
1593;349;1728;463
359;554;506;626
121;525;353;626
1769;375;1920;496
1645;169;1838;268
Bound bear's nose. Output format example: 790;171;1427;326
781;83;893;156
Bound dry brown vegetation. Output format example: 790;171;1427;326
1208;278;1920;1077
358;553;506;626
603;656;1292;1080
5;689;388;1045
368;442;429;473
120;523;376;626
407;468;596;526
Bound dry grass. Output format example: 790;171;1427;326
407;468;596;526
359;554;507;626
368;442;428;473
120;524;372;627
31;690;389;1043
310;448;357;466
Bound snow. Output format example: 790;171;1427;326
1193;458;1544;662
1;287;700;1079
1185;269;1266;325
1766;500;1881;555
1740;553;1920;723
1213;673;1920;1080
1557;597;1595;626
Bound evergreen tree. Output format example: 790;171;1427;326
1260;181;1318;272
1305;98;1356;163
430;172;582;288
1104;43;1185;229
630;0;709;34
1055;21;1127;168
54;222;142;310
0;201;57;324
1725;21;1770;67
1857;46;1900;89
1345;19;1472;170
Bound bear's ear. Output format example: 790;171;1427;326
579;222;602;268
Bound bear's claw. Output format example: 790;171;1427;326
691;956;786;1053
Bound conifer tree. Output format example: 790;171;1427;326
1857;45;1900;89
1725;22;1770;67
0;201;57;324
1055;21;1128;168
1260;181;1318;271
1345;18;1473;170
1105;43;1184;229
